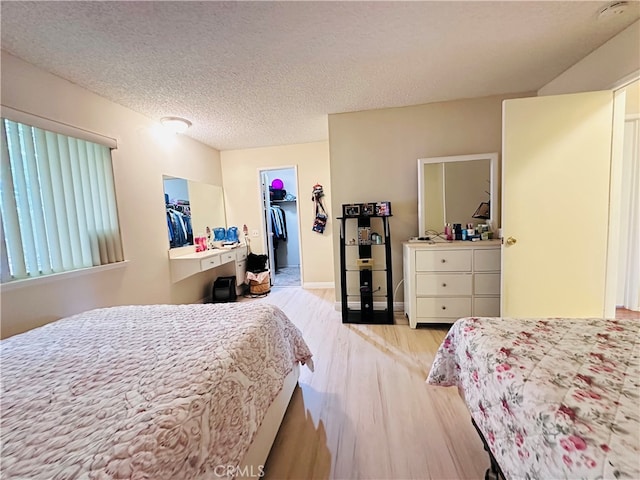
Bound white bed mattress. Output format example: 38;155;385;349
1;302;312;480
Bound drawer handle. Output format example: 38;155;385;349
442;283;447;287
441;259;446;263
441;305;446;310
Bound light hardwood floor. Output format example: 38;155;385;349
246;287;489;480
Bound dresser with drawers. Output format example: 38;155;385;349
403;240;501;328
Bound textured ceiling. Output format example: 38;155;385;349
1;1;639;151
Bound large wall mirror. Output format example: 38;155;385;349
418;153;499;236
163;176;226;249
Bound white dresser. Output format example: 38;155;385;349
403;240;501;328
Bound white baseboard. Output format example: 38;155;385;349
303;282;335;289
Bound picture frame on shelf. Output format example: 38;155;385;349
361;203;375;216
375;201;391;216
358;226;371;245
343;204;361;217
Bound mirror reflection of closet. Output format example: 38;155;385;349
418;153;498;236
163;176;226;249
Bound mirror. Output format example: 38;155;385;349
418;153;498;236
163;176;226;249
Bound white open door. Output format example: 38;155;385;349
260;172;276;278
501;90;623;318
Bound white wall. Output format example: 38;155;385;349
220;142;333;287
539;20;640;96
1;52;224;338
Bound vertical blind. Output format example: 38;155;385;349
1;118;123;283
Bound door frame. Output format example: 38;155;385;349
605;74;640;313
257;165;303;286
603;87;628;317
259;172;276;277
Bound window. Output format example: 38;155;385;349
1;116;123;283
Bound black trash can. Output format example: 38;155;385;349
211;276;237;303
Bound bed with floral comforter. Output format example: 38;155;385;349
427;317;639;480
1;303;312;480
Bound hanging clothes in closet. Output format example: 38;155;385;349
270;205;287;270
270;205;287;241
167;201;193;248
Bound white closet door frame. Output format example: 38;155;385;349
617;115;640;310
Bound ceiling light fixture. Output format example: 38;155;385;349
160;116;192;134
598;1;629;20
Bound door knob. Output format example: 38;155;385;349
506;236;517;246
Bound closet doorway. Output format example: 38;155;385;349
259;167;301;287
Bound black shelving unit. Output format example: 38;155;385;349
338;213;393;324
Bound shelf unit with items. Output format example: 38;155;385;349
402;240;501;328
339;202;393;324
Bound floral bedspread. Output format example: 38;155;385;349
427;317;640;480
1;303;312;480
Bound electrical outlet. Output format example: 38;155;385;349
252;230;260;237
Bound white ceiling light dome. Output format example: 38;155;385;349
160;116;192;134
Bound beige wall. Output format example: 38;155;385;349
220;142;334;286
539;20;640;96
1;52;223;338
625;79;640;115
328;92;531;303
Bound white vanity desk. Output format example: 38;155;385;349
169;244;248;284
403;240;501;328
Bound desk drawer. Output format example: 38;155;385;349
221;252;236;264
416;297;472;319
416;274;472;296
415;250;471;272
200;255;222;271
236;248;248;261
